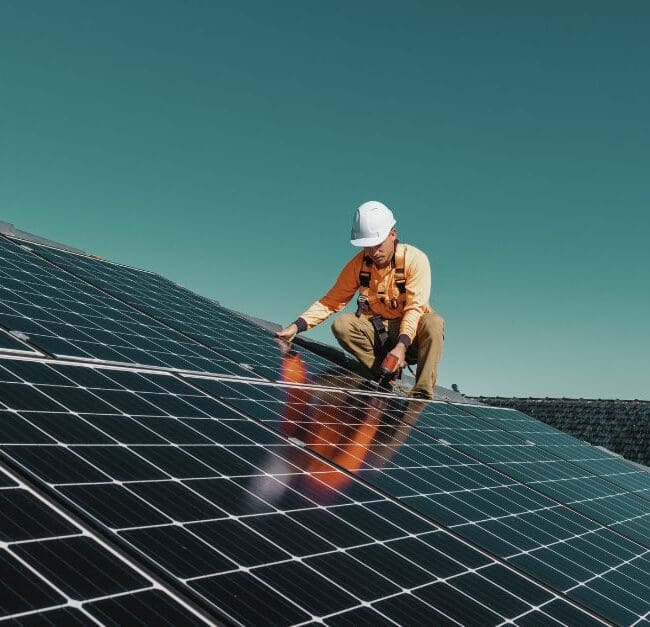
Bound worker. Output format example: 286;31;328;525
275;201;444;399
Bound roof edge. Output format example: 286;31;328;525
0;221;89;256
473;395;650;404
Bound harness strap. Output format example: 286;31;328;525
359;255;372;287
358;245;406;295
394;244;406;294
370;315;389;347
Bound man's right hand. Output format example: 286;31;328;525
275;323;298;342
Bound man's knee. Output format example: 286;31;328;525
331;313;357;341
418;313;445;340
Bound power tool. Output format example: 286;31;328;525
376;352;400;389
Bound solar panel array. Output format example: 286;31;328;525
189;378;650;626
456;403;650;498
0;237;255;378
0;357;602;626
1;231;648;626
24;240;367;389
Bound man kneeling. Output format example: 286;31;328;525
276;201;444;399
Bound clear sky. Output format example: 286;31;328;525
1;1;648;399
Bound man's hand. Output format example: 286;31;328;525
275;323;298;343
386;342;407;371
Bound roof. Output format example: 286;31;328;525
0;221;649;625
473;396;650;468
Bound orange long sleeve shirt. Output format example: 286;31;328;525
299;243;432;342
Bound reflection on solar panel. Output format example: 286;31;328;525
0;327;42;355
0;236;255;378
0;357;602;626
194;377;650;625
0;461;206;624
24;240;367;389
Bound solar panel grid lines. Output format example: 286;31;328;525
0;461;210;625
193;378;650;625
0;235;258;380
632;613;650;627
360;395;650;548
370;406;648;620
453;403;650;498
339;395;650;546
22;240;369;389
0;358;603;626
429;402;650;545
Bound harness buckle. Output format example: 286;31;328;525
355;294;369;318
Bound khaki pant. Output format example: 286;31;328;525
331;312;445;399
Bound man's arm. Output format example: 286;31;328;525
399;247;431;341
276;253;362;341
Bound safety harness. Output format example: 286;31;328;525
355;242;407;349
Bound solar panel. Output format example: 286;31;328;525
0;236;257;379
455;403;650;497
406;402;650;548
0;356;601;626
192;377;650;625
22;240;368;389
0;460;207;625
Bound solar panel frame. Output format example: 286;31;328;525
190;376;650;626
0;356;603;626
0;235;261;380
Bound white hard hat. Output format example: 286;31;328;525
350;201;396;247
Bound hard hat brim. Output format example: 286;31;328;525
350;221;395;247
350;235;385;247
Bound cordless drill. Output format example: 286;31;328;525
377;352;400;388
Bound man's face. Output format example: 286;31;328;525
365;228;397;268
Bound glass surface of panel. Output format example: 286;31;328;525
454;403;650;496
28;241;368;388
0;237;253;377
195;377;650;625
0;464;205;624
419;403;650;546
0;357;595;626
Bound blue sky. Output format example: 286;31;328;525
1;1;648;398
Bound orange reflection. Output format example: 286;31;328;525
277;347;393;491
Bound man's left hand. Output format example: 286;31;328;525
387;342;407;371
